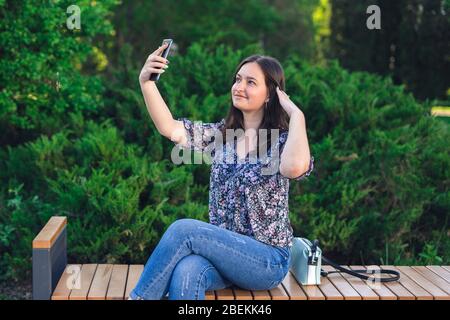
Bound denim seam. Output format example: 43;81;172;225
195;265;215;300
140;240;188;297
137;228;284;298
192;234;270;268
199;233;285;267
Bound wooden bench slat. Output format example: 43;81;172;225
124;264;144;299
322;265;361;300
340;265;379;300
349;266;397;300
269;283;290;300
397;266;450;300
233;286;253;300
427;266;450;283
33;216;67;249
287;270;325;300
412;266;450;295
215;288;235;300
51;264;81;300
87;264;113;300
366;265;415;300
383;266;433;300
106;265;129;300
69;264;98;300
311;271;343;300
300;283;326;300
251;290;272;300
281;271;307;300
205;291;216;300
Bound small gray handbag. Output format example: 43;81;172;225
289;237;400;285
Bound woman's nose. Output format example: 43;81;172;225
235;83;246;92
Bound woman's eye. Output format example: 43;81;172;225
235;78;254;85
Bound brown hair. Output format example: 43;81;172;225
220;55;290;153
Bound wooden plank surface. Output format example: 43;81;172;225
205;291;216;300
269;284;290;300
340;265;379;300
281;271;307;300
87;264;113;300
50;264;450;300
366;265;414;300
397;266;449;300
233;286;253;300
427;266;450;283
383;265;433;300
251;290;271;300
215;288;235;300
412;266;450;295
288;270;325;300
69;264;98;300
106;265;129;300
124;264;143;299
301;284;326;300
349;266;397;300
313;271;343;300
51;264;81;300
322;265;361;300
33;216;67;249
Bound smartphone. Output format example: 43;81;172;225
150;39;173;82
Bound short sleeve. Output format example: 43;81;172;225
175;118;225;153
278;131;314;181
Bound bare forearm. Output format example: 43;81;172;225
280;111;311;175
139;80;175;137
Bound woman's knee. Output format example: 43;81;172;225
172;254;210;277
165;218;204;239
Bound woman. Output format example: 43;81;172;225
129;43;314;300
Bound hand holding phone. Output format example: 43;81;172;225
139;39;173;84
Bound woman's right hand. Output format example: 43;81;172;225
139;43;170;85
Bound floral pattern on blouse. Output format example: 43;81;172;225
175;117;315;248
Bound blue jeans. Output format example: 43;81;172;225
129;218;291;300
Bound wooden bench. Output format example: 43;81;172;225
32;216;450;300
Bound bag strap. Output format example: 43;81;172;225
321;256;400;283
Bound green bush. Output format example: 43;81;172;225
283;58;449;265
0;120;208;281
0;0;119;146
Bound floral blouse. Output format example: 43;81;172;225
175;118;314;248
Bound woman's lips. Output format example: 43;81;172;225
234;95;247;99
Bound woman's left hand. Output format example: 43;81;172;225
276;86;302;117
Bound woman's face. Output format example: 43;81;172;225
231;62;269;112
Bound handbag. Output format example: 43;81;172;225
289;237;400;285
